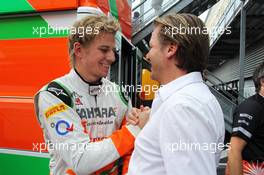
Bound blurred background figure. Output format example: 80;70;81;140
227;61;264;175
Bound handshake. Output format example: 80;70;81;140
127;105;150;129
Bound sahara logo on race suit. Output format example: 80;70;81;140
52;120;74;136
76;107;116;119
45;103;68;119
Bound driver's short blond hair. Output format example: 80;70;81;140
68;15;119;67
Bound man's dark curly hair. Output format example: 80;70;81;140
253;61;264;93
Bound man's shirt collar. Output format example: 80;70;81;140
157;72;203;101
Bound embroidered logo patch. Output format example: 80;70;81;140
45;103;67;119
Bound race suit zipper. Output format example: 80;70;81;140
94;95;97;107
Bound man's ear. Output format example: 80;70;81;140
167;42;178;59
261;79;264;87
73;42;82;59
260;79;264;93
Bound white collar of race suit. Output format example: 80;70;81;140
70;69;104;96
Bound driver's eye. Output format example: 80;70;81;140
99;48;109;53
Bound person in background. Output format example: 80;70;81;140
132;11;141;32
227;61;264;175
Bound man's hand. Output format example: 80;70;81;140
137;106;150;129
127;105;150;129
127;108;140;125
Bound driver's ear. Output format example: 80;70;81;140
167;42;178;59
73;42;83;59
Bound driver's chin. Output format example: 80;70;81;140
100;70;108;78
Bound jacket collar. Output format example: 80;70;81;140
73;68;102;86
69;69;104;95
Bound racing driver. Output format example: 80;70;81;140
34;15;147;175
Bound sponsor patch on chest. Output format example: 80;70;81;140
76;107;116;119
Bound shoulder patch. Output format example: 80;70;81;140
119;87;129;106
46;82;73;108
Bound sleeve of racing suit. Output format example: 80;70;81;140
120;118;133;175
122;150;132;174
116;89;133;175
231;100;262;142
36;91;141;175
